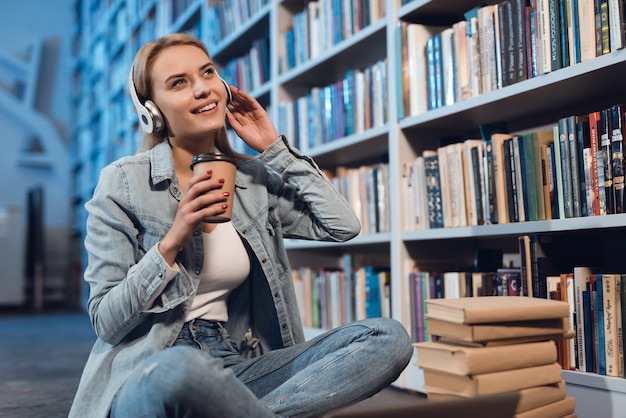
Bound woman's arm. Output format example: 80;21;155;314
260;135;361;242
83;163;194;345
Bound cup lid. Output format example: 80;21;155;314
190;153;237;170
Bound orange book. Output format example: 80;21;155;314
423;362;563;397
413;340;557;375
425;296;569;324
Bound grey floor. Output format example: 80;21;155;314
0;310;426;417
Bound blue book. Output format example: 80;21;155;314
285;28;295;70
558;0;570;66
365;267;383;318
596;274;606;375
571;0;581;63
343;70;355;136
425;36;437;110
433;33;444;109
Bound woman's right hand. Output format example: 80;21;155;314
158;170;229;264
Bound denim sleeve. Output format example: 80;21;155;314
83;163;194;345
259;135;361;242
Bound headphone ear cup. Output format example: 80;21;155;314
144;100;164;133
220;76;232;104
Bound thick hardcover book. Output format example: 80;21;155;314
425;317;569;343
515;396;576;418
422;362;563;397
426;380;567;415
590;110;607;214
413;340;557;375
602;274;621;376
520;133;538;221
425;295;569;324
492;133;515;224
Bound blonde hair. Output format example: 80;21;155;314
130;33;246;159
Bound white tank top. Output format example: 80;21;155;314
185;221;250;322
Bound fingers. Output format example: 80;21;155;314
182;172;229;220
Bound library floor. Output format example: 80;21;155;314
0;310;428;417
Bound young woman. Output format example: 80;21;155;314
69;33;413;418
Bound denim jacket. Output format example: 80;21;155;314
69;136;360;418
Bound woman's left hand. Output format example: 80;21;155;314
225;86;279;153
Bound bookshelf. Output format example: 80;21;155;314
71;0;626;415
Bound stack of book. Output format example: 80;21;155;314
413;296;577;418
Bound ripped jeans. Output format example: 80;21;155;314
110;317;413;418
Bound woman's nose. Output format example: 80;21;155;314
193;80;210;98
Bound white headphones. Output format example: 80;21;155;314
127;64;233;134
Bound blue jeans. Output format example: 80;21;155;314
110;317;413;417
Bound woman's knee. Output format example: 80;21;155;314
359;317;414;364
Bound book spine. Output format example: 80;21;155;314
576;116;589;216
602;274;619;376
424;152;444;228
611;104;625;213
549;0;563;69
601;108;615;213
486;139;498;223
568;115;582;217
616;274;624;377
583;289;595;371
600;0;611;54
559;0;571;66
596;274;607;375
559;118;574;217
589;112;604;215
589;275;599;372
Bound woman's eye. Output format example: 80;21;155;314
204;68;215;76
171;79;185;88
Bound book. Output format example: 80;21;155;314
413;340;557;375
439;329;576;347
611;104;625;213
427;380;567;415
515;396;576;418
573;266;592;372
422;362;563;397
425;295;569;324
602;273;621;376
426;316;569;343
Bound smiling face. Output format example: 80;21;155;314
150;44;228;147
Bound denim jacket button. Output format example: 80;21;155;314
274;291;279;298
195;270;200;275
241;229;247;234
281;323;287;329
261;258;267;263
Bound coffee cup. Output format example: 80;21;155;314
190;153;237;223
